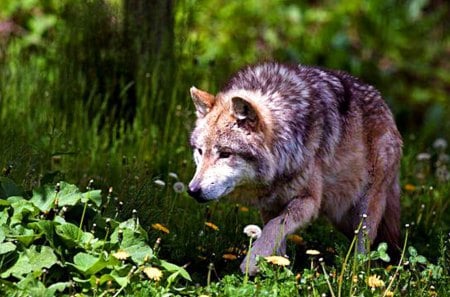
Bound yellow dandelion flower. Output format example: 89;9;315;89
295;273;301;281
352;275;358;283
367;274;385;288
112;249;130;260
306;249;321;256
404;184;416;192
152;223;170;234
385;290;394;297
205;221;219;231
265;256;291;267
222;253;238;261
239;206;249;212
143;267;163;281
287;234;304;245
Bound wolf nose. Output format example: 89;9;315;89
187;184;207;203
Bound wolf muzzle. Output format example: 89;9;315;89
187;183;209;203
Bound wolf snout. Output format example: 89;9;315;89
187;182;208;203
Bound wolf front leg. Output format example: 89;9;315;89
240;192;321;275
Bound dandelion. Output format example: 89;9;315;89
112;249;130;260
154;179;166;187
222;253;238;261
265;255;291;266
385;290;394;297
416;153;431;161
243;224;262;239
433;138;447;150
152;223;170;234
287;234;304;245
306;249;321;256
367;274;385;288
239;206;249;212
404;184;416;192
143;267;163;281
205;221;219;231
173;181;186;193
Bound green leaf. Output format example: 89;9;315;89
9;198;39;227
31;182;83;212
379;253;391;262
110;269;130;287
71;251;113;275
124;243;153;265
160;260;191;281
416;255;427;264
10;225;38;246
377;242;388;253
408;246;418;257
0;177;23;199
55;222;95;248
81;189;102;207
0;242;16;254
1;245;57;278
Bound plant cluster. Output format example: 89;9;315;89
0;180;190;296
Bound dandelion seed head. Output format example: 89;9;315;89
173;181;186;193
433;138;447;150
417;153;431;161
243;224;262;239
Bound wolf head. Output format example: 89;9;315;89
187;86;275;203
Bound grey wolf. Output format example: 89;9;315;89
187;62;402;274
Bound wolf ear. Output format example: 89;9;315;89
231;97;258;129
190;86;215;117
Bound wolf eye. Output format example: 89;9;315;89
219;151;231;159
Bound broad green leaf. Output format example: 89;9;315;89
31;182;80;211
124;243;153;265
160;260;191;281
28;220;57;248
9;198;39;227
0;227;5;242
0;177;23;199
1;245;57;278
71;252;112;275
56;222;94;248
10;225;37;246
0;242;16;254
0;208;9;226
110;269;130;287
81;189;102;207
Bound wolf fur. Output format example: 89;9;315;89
188;62;402;274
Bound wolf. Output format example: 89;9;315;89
187;62;402;274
